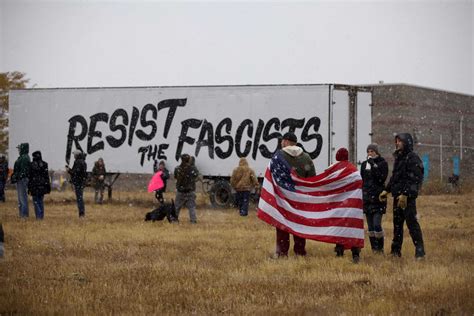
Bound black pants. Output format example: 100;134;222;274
392;196;425;256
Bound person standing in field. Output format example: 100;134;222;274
0;154;8;202
273;132;316;258
0;222;4;258
379;133;425;259
66;150;88;218
230;157;259;216
11;143;31;218
361;144;388;253
28;151;51;220
333;148;362;263
174;154;199;223
92;158;106;204
153;160;170;204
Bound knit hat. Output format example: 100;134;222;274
336;148;349;161
282;132;297;143
366;143;379;155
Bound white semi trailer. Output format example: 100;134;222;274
9;84;372;206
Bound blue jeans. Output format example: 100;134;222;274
32;194;45;220
0;179;5;202
366;212;383;235
16;178;29;218
74;185;85;217
235;191;250;216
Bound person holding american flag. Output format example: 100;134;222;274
258;136;365;260
261;132;316;258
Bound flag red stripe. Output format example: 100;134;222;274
257;210;364;248
260;188;363;228
261;186;363;213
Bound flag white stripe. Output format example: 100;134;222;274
294;171;362;192
259;199;364;239
262;177;362;204
262;178;363;219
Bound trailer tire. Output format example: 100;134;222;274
209;180;233;208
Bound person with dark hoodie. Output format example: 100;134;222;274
361;144;388;253
333;148;362;263
379;133;425;259
272;132;316;258
92;158;106;204
66;150;88;217
174;154;199;223
28;151;51;220
12;143;31;218
0;154;8;202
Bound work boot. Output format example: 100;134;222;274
351;247;361;264
374;237;384;254
369;236;377;252
335;244;344;257
415;246;425;259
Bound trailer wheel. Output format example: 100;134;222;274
209;181;233;208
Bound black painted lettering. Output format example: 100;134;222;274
136;103;157;141
128;107;140;146
215;118;233;159
176;119;203;161
235;119;253;157
301;117;323;159
106;109;128;148
87;112;109;155
252;119;265;160
157;98;187;138
65;115;88;165
195;120;214;159
259;117;281;158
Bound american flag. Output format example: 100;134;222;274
257;151;364;249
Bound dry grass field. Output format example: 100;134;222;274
0;188;473;315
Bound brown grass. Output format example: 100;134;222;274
0;189;473;315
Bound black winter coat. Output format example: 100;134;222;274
361;155;388;214
28;151;51;196
386;133;424;198
69;153;88;187
0;158;8;182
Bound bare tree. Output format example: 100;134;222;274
0;72;30;155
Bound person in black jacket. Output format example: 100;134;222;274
28;151;51;220
66;150;87;217
0;154;8;202
379;133;425;259
361;144;388;253
174;154;199;223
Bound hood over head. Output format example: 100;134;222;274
17;143;29;155
395;133;414;153
238;157;249;167
282;145;304;157
32;151;42;161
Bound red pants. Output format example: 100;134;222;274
276;228;306;256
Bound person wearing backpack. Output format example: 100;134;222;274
379;133;425;259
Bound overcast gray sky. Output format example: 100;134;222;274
0;0;472;95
